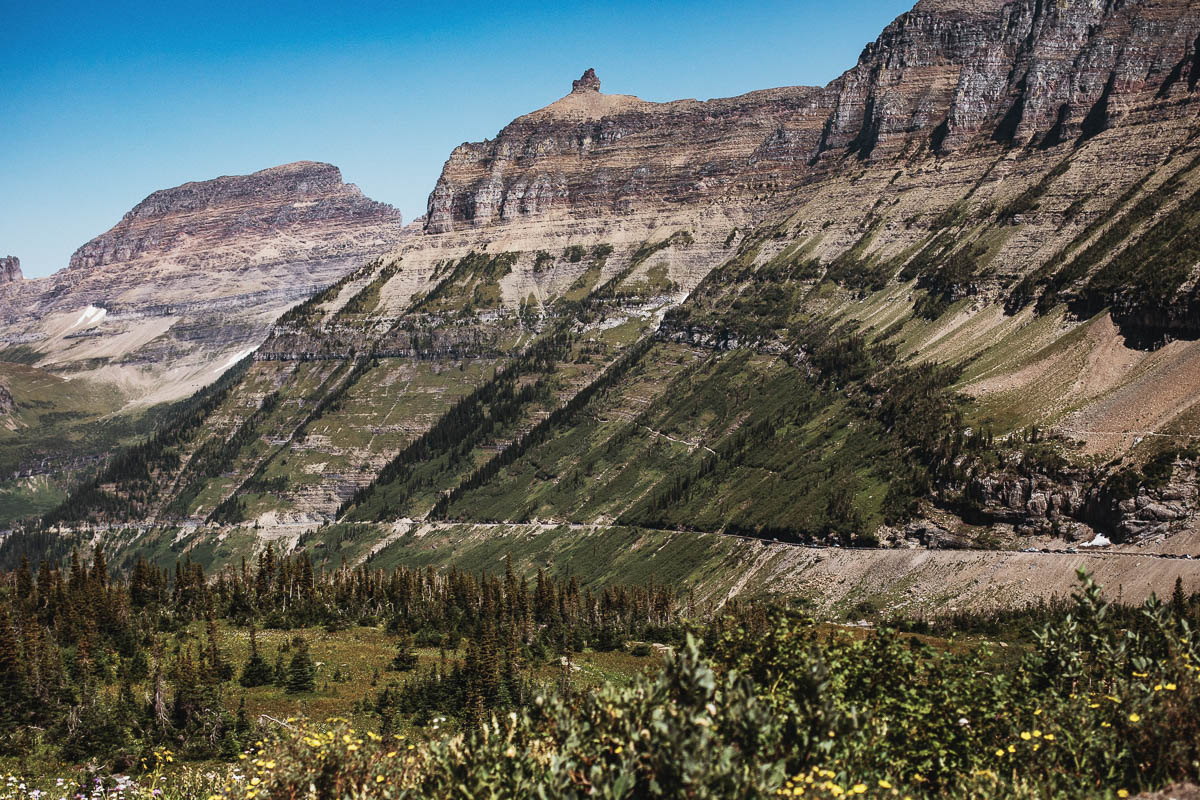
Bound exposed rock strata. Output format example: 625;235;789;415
428;0;1200;235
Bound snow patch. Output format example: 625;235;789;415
1080;534;1112;548
68;305;106;330
216;348;255;372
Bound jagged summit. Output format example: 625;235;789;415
0;257;21;284
571;68;601;93
511;70;655;126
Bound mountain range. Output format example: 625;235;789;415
4;0;1200;610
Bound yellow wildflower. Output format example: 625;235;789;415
1118;791;1129;798
1129;713;1141;723
878;780;892;789
1020;732;1032;741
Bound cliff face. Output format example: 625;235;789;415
428;0;1200;232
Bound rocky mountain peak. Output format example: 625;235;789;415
0;257;21;284
119;161;355;224
572;68;601;94
66;161;401;273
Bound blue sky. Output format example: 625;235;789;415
1;0;914;277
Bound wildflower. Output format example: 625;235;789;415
1043;734;1055;741
1128;713;1141;723
1032;730;1042;738
995;749;1005;757
1020;732;1032;740
852;783;867;794
878;780;892;789
376;776;385;784
1117;791;1129;798
1154;684;1163;692
1167;683;1177;691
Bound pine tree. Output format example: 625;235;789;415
285;638;316;694
239;626;275;687
1171;576;1187;615
0;609;29;731
273;650;288;688
388;636;419;672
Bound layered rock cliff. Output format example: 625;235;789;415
429;0;1200;236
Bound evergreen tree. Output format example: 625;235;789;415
285;638;316;694
273;650;288;688
0;609;29;733
239;626;274;687
388;636;419;672
235;695;251;740
1171;576;1187;615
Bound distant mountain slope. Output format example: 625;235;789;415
26;0;1200;582
0;162;404;523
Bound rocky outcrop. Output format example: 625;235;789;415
0;257;21;284
963;457;1199;542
